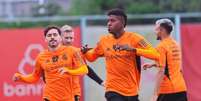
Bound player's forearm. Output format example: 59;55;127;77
84;49;99;62
19;74;40;83
136;48;160;61
67;65;88;75
87;66;103;85
154;68;165;94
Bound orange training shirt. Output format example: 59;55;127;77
69;46;82;96
156;37;187;94
19;45;86;101
85;32;159;96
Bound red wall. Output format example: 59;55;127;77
181;24;201;101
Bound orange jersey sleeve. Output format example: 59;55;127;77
67;46;86;96
84;38;105;62
132;34;160;61
16;54;43;83
63;49;88;75
84;49;99;62
64;65;88;75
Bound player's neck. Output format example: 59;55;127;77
161;34;170;40
114;29;125;39
63;43;72;46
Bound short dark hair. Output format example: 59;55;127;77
107;8;127;27
160;23;173;34
156;19;173;34
44;26;61;36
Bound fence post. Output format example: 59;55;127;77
174;14;181;44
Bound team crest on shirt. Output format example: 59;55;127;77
106;48;110;51
62;54;68;60
52;56;59;62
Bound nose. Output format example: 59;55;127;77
107;19;111;25
107;21;111;26
51;37;54;40
50;35;55;39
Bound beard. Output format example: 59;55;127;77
157;36;161;40
49;40;58;48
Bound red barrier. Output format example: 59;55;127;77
181;24;201;101
0;27;81;101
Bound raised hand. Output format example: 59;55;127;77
81;44;92;54
12;73;21;82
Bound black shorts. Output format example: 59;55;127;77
157;91;188;101
105;91;139;101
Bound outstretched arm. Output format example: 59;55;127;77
13;72;41;83
13;60;42;83
81;42;104;62
13;55;43;84
115;43;160;61
87;65;103;85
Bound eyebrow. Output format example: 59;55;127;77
64;30;72;32
48;33;58;34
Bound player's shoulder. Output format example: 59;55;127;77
63;45;80;55
127;31;144;39
124;32;146;44
35;49;48;60
65;45;79;51
100;34;112;40
160;37;175;46
157;38;170;50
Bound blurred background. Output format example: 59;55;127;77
0;0;201;101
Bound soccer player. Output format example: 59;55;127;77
12;26;88;101
143;19;187;101
81;8;160;101
60;25;104;101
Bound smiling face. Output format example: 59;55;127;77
45;28;62;48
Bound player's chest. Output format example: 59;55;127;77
101;40;134;59
40;53;73;70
